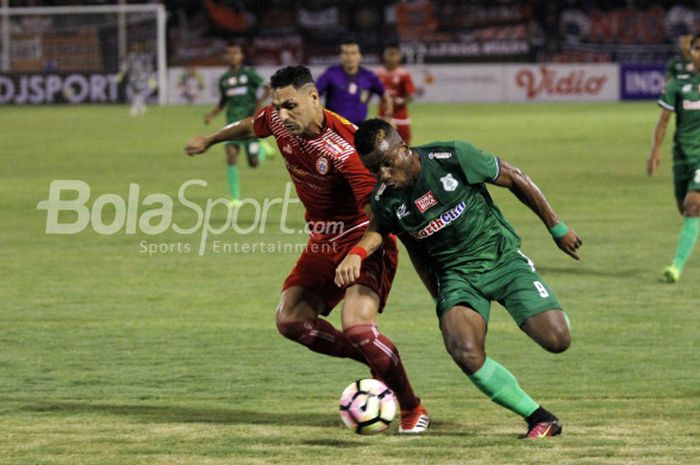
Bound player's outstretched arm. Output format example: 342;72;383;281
647;108;671;176
494;159;582;260
334;216;385;288
184;117;256;156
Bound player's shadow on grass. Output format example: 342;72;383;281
21;401;339;427
19;403;507;438
535;265;642;278
301;439;365;448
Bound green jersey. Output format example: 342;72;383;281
665;56;694;80
371;141;521;273
658;72;700;162
218;67;264;123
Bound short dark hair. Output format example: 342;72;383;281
270;66;315;90
341;39;360;49
355;119;395;157
384;43;400;51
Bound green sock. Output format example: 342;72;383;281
257;140;267;162
468;356;539;418
672;217;699;272
226;165;240;200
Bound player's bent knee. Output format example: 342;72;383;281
275;307;295;337
522;310;571;353
444;338;484;374
275;317;293;338
341;312;376;330
547;330;571;353
276;319;306;342
340;285;380;330
682;202;700;217
275;300;303;327
683;192;700;216
539;324;571;353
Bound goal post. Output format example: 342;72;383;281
0;3;167;105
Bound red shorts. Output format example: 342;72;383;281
282;233;398;315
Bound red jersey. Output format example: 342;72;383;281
253;107;376;242
375;66;416;121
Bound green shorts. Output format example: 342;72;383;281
672;157;700;203
436;251;561;326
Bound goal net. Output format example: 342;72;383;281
0;4;166;104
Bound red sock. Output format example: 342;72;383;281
277;318;367;365
344;323;419;411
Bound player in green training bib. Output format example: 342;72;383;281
665;34;694;82
203;44;271;205
648;33;700;283
335;119;582;439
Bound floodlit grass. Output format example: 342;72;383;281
1;102;698;465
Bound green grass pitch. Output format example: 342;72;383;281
1;102;698;465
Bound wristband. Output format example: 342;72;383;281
349;246;368;261
548;222;569;239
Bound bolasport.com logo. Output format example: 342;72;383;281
36;179;343;256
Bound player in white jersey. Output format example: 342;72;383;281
119;43;155;116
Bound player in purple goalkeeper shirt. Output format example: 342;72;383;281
316;40;393;125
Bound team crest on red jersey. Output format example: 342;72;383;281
414;191;438;213
316;156;330;175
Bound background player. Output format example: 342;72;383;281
178;66;204;104
185;66;430;433
316;40;393;126
665;34;695;81
375;44;417;144
336;119;582;438
118;42;155;116
203;43;270;205
648;33;700;283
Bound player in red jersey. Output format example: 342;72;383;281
375;44;417;144
184;66;429;433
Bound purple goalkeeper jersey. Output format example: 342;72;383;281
315;65;386;125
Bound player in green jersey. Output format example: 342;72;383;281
334;119;582;438
648;33;700;283
665;34;694;82
203;44;271;205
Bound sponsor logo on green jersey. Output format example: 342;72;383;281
411;201;466;239
414;191;438;212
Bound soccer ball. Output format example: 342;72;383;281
339;378;397;435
